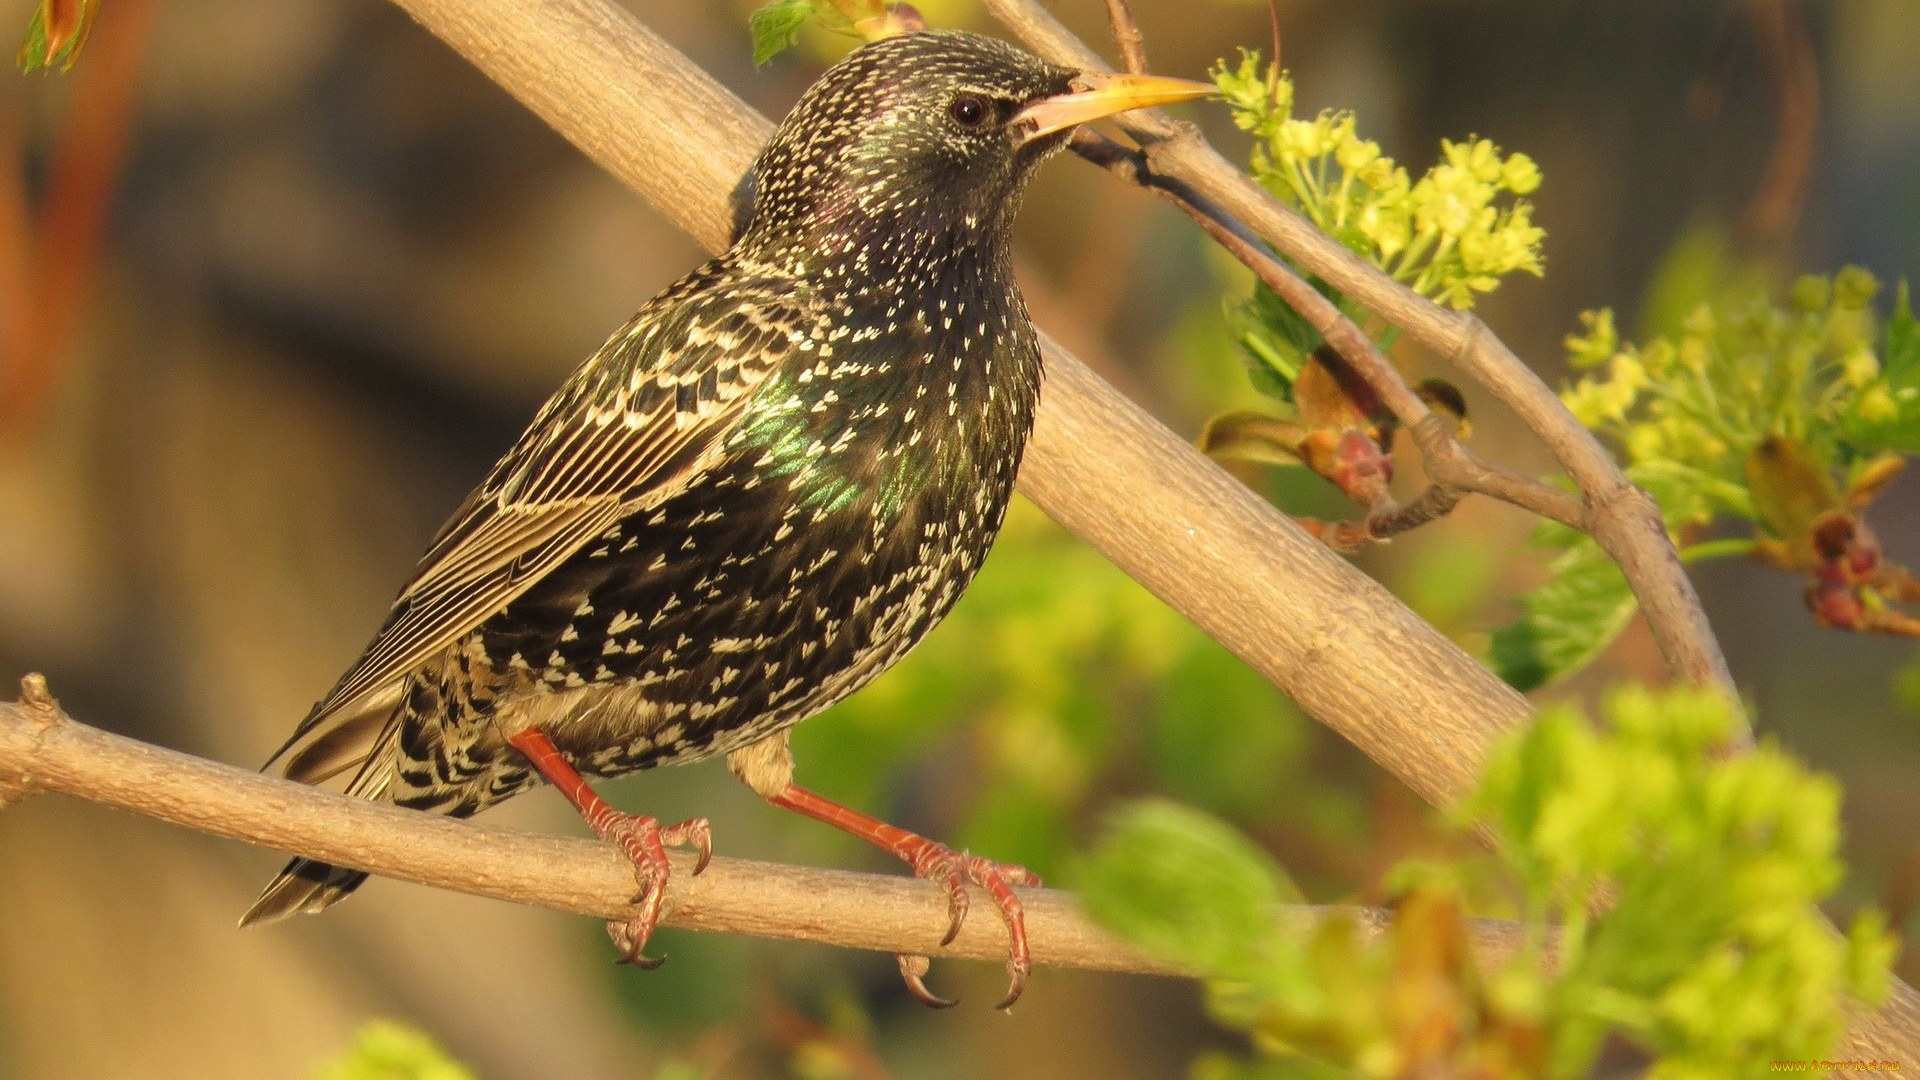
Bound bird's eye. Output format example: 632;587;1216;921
949;93;991;128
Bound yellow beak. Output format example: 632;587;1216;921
1013;71;1214;142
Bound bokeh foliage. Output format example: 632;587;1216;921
310;1022;477;1080
1080;687;1896;1079
1496;262;1920;689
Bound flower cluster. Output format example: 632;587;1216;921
1081;687;1895;1079
1560;269;1918;530
1214;50;1545;310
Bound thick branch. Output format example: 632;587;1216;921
0;684;1535;978
975;0;1738;707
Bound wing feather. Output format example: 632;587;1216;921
263;273;810;773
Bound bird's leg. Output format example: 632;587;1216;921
505;727;711;968
767;783;1039;1010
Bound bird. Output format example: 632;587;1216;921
240;27;1210;1009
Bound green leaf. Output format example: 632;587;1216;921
1886;281;1919;383
749;0;816;66
311;1021;477;1080
18;0;100;74
1196;410;1310;468
1230;283;1317;401
1075;799;1292;980
1461;686;1890;1075
1486;537;1637;692
1844;281;1920;454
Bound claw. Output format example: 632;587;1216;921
936;867;970;948
994;954;1030;1012
901;846;1033;1012
662;817;713;876
591;812;712;969
606;917;668;969
897;954;958;1009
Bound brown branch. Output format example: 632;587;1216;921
1101;0;1148;74
1;0;155;439
1742;0;1818;240
0;680;1537;980
975;0;1740;709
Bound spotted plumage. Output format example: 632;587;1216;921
242;25;1210;1009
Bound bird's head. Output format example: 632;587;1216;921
739;30;1209;269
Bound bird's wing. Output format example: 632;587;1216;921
264;273;815;775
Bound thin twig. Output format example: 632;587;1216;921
0;0;155;439
978;0;1739;706
1069;129;1587;533
0;682;1538;980
1102;0;1148;74
1741;0;1818;240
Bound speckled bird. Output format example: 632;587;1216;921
241;29;1209;1008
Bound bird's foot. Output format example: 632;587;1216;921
760;782;1038;1009
895;836;1040;1011
592;811;712;969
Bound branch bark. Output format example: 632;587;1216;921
0;682;1537;979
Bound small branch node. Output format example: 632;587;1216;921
2;674;68;808
1444;311;1490;370
18;672;64;720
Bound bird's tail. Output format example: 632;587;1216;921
239;859;370;926
239;679;412;927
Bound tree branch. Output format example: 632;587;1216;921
1101;0;1149;74
975;0;1739;708
0;679;1537;978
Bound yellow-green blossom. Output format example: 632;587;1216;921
1559;267;1919;531
1211;51;1545;312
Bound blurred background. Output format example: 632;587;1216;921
1;0;1916;1076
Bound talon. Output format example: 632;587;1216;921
938;869;970;947
593;811;697;969
625;950;668;971
906;847;1032;1010
661;816;713;876
898;953;958;1009
605;916;666;969
995;953;1031;1012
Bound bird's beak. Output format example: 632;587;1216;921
1012;71;1214;143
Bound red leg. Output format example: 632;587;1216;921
507;728;711;967
767;784;1039;1010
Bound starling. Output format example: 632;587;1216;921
241;29;1210;1008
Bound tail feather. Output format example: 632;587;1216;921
242;678;410;928
238;858;370;926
